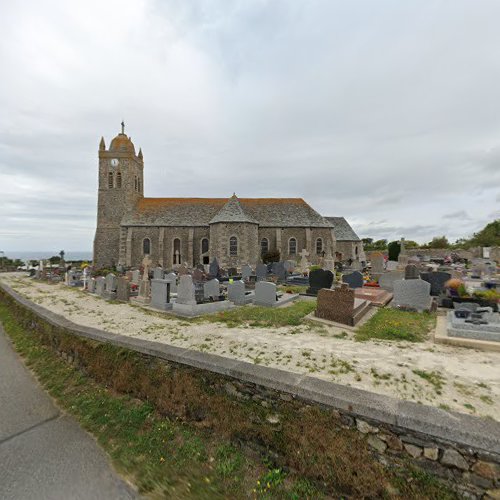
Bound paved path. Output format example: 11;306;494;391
0;323;137;499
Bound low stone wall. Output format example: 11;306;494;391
1;281;499;497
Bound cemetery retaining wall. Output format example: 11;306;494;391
1;282;500;497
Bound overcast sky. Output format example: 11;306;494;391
1;0;499;252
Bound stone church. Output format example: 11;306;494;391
93;126;360;269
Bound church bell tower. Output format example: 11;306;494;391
93;122;144;269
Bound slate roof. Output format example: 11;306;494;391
121;196;333;228
210;195;258;224
325;217;361;241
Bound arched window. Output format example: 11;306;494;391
201;238;209;254
229;236;238;256
316;238;323;255
261;238;269;255
134;177;138;191
288;237;297;256
116;172;122;188
173;238;181;265
143;238;151;255
108;172;114;188
355;245;359;256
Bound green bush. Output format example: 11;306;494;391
387;241;401;261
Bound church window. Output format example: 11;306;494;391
316;238;323;255
173;238;181;265
261;238;269;255
355;245;359;256
108;172;114;188
116;172;122;188
143;238;151;255
229;236;238;256
134;177;138;191
289;238;297;256
201;238;209;254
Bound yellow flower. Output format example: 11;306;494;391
160;457;165;462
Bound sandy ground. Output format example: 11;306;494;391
2;273;499;420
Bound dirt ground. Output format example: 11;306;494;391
2;273;499;420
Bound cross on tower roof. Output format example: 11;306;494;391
121;120;125;134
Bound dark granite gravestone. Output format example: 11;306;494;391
342;271;364;289
306;269;334;295
405;264;420;280
256;264;268;281
420;271;452;296
271;261;287;281
315;284;370;326
209;258;220;278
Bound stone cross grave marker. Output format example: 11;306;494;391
306;269;334;295
177;275;196;305
203;278;220;300
378;271;404;291
299;249;309;273
393;279;432;312
227;280;246;305
342;271;363;289
151;279;171;311
254;281;277;307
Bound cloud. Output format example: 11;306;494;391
0;0;499;251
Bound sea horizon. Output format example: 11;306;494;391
1;251;93;262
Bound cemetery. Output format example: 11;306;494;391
1;242;499;424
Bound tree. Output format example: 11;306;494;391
404;240;419;249
468;220;500;248
49;255;61;264
362;238;387;251
427;236;450;249
387;241;401;261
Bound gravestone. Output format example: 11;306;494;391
393;279;433;312
351;260;362;271
398;254;410;267
241;264;253;281
209;258;220;278
299;249;309;273
95;277;105;296
151;279;172;311
192;268;204;282
177;275;196;305
116;277;130;302
164;272;177;293
421;271;452;296
284;260;295;273
177;265;189;276
228;267;238;277
378;271;404;291
405;264;420;280
342;271;364;289
105;273;117;292
153;267;164;280
315;284;370;326
227;280;246;305
204;278;220;300
131;270;140;284
88;278;96;293
254;281;277;307
306;269;334;295
386;261;398;271
271;261;287;281
256;264;268;281
371;253;385;274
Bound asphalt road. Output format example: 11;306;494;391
0;322;137;499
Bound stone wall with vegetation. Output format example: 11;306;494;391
1;283;499;498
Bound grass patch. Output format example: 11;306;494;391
355;308;436;342
0;293;459;499
201;300;317;328
278;285;308;295
413;370;446;395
